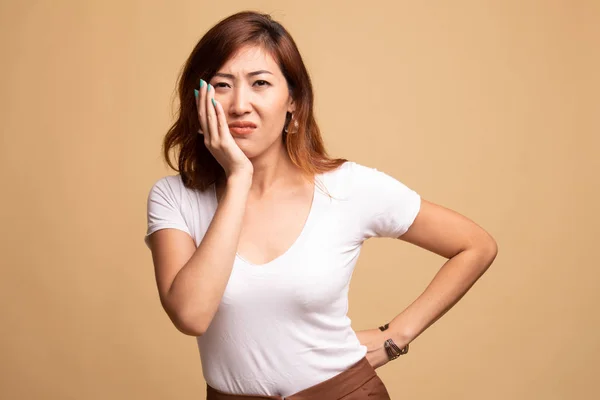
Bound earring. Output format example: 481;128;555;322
285;114;299;134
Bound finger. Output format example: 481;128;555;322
198;80;209;139
206;84;220;143
213;98;231;141
194;89;203;134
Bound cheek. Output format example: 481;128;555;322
260;101;289;127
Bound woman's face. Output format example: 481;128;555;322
209;45;295;158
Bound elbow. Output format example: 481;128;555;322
477;233;498;266
462;231;498;269
486;234;498;260
175;322;205;337
163;300;208;337
172;313;207;337
174;307;210;337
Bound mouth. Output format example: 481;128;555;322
229;127;255;135
228;121;257;136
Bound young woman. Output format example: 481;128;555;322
144;10;498;400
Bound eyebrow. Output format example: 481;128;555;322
213;70;273;79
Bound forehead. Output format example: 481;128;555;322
219;45;281;76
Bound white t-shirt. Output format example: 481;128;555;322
144;161;421;397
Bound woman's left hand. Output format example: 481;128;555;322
354;328;390;370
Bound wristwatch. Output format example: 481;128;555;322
379;323;409;360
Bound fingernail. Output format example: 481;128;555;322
208;83;212;91
211;98;217;107
194;89;199;98
200;79;205;88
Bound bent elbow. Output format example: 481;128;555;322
479;234;498;266
171;312;206;337
487;236;499;259
162;299;207;337
176;321;205;337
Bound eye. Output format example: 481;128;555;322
254;80;270;87
214;82;230;88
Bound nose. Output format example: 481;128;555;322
229;85;252;116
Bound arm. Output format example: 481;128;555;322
357;198;498;368
148;174;251;336
148;82;254;337
388;198;498;345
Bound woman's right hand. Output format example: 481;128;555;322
195;79;253;179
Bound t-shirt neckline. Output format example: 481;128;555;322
210;177;321;269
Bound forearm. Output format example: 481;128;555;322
167;174;251;335
387;245;497;346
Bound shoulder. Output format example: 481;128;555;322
148;174;185;192
323;160;419;202
319;160;364;180
320;160;386;186
147;174;207;208
147;175;182;202
315;160;379;200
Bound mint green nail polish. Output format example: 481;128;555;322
208;83;212;91
200;79;205;88
211;98;216;107
194;89;199;98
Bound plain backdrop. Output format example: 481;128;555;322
1;0;598;399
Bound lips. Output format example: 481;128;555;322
228;121;257;135
228;121;257;129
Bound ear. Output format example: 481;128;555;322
287;97;296;114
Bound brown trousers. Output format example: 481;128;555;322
205;356;391;400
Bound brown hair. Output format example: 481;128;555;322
161;10;347;191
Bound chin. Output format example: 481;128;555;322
236;134;282;159
235;142;259;158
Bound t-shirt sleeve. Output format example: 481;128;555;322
350;162;421;240
144;176;192;249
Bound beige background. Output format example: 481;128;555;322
1;0;598;399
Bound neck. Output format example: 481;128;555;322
247;142;301;196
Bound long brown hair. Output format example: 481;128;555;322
162;10;347;191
